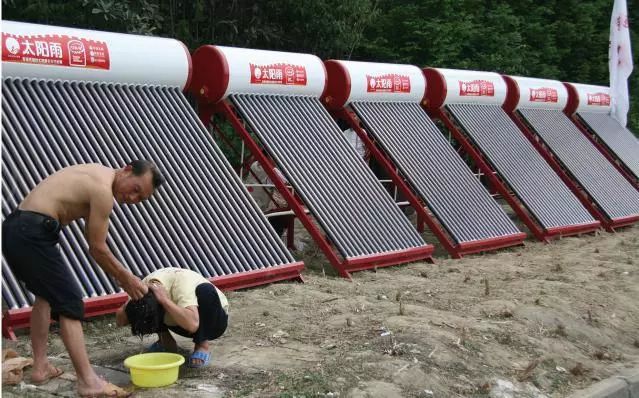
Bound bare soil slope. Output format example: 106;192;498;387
3;224;638;398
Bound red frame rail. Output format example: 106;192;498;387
2;261;304;340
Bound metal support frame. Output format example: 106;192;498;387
429;108;601;241
207;111;300;249
333;108;525;258
568;115;639;190
508;110;634;231
209;119;284;206
199;101;434;279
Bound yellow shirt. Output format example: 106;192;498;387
143;268;229;326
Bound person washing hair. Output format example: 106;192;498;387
116;267;229;368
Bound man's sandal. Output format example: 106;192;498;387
31;366;64;385
79;381;132;397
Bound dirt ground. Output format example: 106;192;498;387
2;219;639;398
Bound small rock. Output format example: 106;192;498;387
320;342;337;350
59;372;77;381
263;310;270;316
19;382;37;391
196;383;222;393
272;330;289;339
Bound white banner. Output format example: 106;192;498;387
609;0;634;126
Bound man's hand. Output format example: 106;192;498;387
120;273;148;300
148;282;170;305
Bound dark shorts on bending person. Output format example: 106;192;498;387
165;283;228;344
2;210;84;321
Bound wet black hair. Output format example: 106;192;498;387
125;291;165;337
127;160;165;188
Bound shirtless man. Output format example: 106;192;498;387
2;161;164;398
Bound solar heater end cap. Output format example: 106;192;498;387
322;60;351;110
422;68;446;110
563;82;579;115
190;45;230;103
501;75;520;113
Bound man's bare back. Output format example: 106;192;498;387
20;164;115;225
15;161;159;300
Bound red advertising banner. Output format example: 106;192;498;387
459;80;495;97
529;87;559;103
2;33;110;70
366;74;411;93
587;92;611;106
250;63;307;85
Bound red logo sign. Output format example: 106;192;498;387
2;33;110;70
366;74;411;93
459;80;495;97
529;87;558;103
587;92;611;106
250;63;307;85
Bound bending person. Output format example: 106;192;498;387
116;267;229;368
2;161;164;398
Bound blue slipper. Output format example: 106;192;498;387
187;350;211;368
147;341;167;353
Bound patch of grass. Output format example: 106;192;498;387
494;331;513;345
553;324;567;338
276;371;334;397
549;372;569;392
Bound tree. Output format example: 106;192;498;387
2;0;637;134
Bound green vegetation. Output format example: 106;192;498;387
3;0;637;133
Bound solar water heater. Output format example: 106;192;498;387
322;60;526;258
190;46;434;279
502;76;639;230
564;83;638;188
422;68;601;241
2;21;303;339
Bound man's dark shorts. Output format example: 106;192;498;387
2;210;84;321
165;283;228;344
